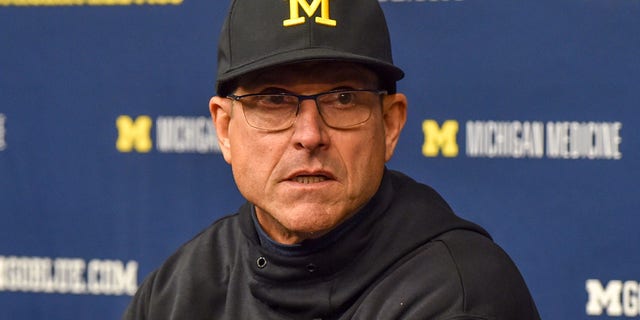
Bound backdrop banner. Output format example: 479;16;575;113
1;1;639;319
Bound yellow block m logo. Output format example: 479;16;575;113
116;115;153;153
283;0;336;27
422;120;459;157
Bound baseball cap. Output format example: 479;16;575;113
216;0;405;96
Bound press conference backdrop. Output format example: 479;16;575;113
0;0;638;319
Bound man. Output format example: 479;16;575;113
123;0;540;319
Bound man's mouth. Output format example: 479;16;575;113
292;175;328;184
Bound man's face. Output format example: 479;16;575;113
210;62;406;244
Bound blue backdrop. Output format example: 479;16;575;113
1;1;639;319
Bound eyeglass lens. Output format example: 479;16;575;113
237;90;382;131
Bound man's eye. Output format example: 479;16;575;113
336;92;355;105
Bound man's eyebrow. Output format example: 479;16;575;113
330;85;357;91
256;87;292;94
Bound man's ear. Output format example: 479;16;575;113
209;96;233;164
382;93;407;162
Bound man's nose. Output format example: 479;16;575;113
291;99;329;151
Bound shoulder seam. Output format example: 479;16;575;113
435;239;468;313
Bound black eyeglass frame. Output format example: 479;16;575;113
226;89;388;131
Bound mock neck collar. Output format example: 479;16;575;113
250;199;372;257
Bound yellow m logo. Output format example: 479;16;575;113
283;0;336;27
116;115;153;153
422;120;459;157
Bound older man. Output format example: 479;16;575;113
123;0;540;319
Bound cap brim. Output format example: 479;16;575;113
216;48;404;95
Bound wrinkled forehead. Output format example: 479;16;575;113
236;61;380;91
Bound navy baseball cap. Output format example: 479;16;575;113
216;0;405;96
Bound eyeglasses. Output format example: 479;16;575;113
227;89;387;131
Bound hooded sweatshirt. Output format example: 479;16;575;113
123;170;540;320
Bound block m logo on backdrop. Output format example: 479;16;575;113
283;0;336;27
422;120;459;157
116;115;153;153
